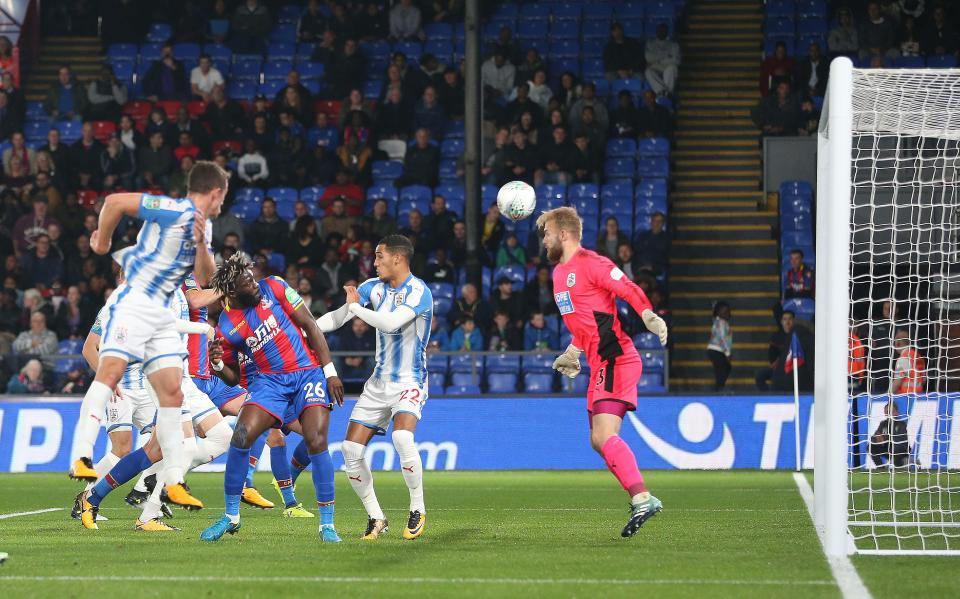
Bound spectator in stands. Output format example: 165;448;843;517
287;215;323;268
11;196;58;256
829;7;859;58
707;301;733;392
117;114;144;153
310;29;339;64
389;0;423;41
490;24;520;64
867;300;896;393
145;107;178;147
488;309;521;351
491;276;525;325
6;359;48;394
849;325;867;394
338;317;375;379
614;243;639;281
408;54;444;100
500;129;536;185
796;42;828;99
784;249;815;299
276;86;313;128
176;105;210;153
83;64;126;122
870;401;909;467
135;130;173;189
44;66;88;121
70;122;104;189
54;284;93;340
236;139;269;187
424;247;456;284
496;233;526;267
481;51;516;104
168;155;194;196
320;198;355;240
524;311;558;351
520;265;553;316
555;72;582;114
424;194;458;250
760;41;796;96
524;69;553;112
597;217;630;260
753;81;801;136
604;22;644;80
860;1;900;60
4;132;36;176
401;209;429;270
214;232;249;265
898;14;922;57
335;133;372;184
890;329;925;394
189;54;224;103
645;23;681;97
0;91;20;141
100;136;135;191
364;199;398;240
326;38;366;99
449;282;492;330
29;170;62;212
637;89;673;139
437;67;465;119
0;36;14;73
19;233;62;287
247;197;288;255
922;5;958;57
609;91;640;139
568;82;609;133
143;44;188;102
449;220;468;267
571;132;601;184
481;204;505;255
319;170;364;216
203;87;245;140
427;316;450;352
12;311;58;356
174;131;200;162
376;86;413;140
634;211;669;275
0;288;17;353
516;49;545;88
412;85;446;140
298;0;327;42
450;315;481;351
231;0;271;54
758;310;814;391
3;71;25;123
535;124;575;186
316;247;358;299
572;106;607;155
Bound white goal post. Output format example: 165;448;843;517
816;56;960;556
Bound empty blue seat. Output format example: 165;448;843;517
297;61;324;80
766;0;796;17
235;188;265;205
637;137;670;158
393;41;423;59
59;120;83;143
450;353;484;374
783;196;812;214
109;61;135;82
782;297;815;321
444;120;465;139
24;121;51;142
638;373;665;391
424;40;453;61
445;384;481;395
434;184;465;205
433;297;453;316
605;158;635;179
928;54;958;68
440;138;463;158
267;42;296;60
615;2;646;19
361;40;390;59
438;160;459;182
550;20;579;40
582;38;605;57
297;186;324;204
362;80;383;99
429;282;455;300
781;212;812;232
584;4;613;20
269;23;297;43
640;351;666;373
601;181;632;201
372;160;403;180
493;265;525;291
231;203;259;224
568;183;599;201
481;184;499;206
266;187;298;203
58;339;83;354
486;354;521;372
765;17;795;36
140;42;163;62
549;39;580;58
146;22;172;42
428;371;446;390
572;197;599;217
781;231;813;249
796;0;826;16
26;102;45;119
780;180;812;197
612;78;646;98
524;354;556;373
636;158;669;179
258;80;284;96
488;373;518;393
173;42;200;61
633;332;661;349
524;373;555;393
581;20;610;40
606;138;637;158
366;184;398;205
582;58;605;79
230;60;261;80
796;18;827;37
107;43;138;61
424;22;453;39
427;354;448;371
264;59;292;80
536;184;566;209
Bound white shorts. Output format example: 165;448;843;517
106;386;156;434
182;377;219;425
349;377;428;435
99;284;185;367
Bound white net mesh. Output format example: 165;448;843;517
846;68;960;553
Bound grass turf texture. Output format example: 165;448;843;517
0;471;955;598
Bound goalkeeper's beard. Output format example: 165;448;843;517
546;244;563;264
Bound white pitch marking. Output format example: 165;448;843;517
0;508;63;520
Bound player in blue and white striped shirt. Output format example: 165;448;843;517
317;235;433;541
75;162;226;529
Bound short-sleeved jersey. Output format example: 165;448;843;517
551;249;652;368
356;274;433;385
119;193;213;304
181;274;210;379
217;276;320;376
170;286;192;380
91;306;145;390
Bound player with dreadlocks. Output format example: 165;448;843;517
200;254;345;542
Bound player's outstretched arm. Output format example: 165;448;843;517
91;193;142;254
594;259;668;346
184;286;221;311
316;302;354;333
290;302;345;406
347;303;417;333
192;214;215;287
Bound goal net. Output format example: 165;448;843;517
817;58;960;556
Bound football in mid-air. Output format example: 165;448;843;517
497;180;537;221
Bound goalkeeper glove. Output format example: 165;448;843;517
552;344;582;378
641;309;669;346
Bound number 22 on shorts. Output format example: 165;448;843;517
399;388;421;407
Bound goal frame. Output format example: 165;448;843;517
814;57;960;557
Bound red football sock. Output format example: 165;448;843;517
601;435;648;497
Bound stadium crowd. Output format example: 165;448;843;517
0;0;676;394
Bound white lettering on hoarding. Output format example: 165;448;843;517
753;403;796;470
11;409;62;472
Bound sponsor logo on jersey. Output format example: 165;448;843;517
554;291;575;315
566;273;576;287
145;197;161;209
284;287;301;306
610;267;625;281
244;314;280;352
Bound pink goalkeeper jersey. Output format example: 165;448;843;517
551;248;653;368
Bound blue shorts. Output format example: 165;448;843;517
245;368;331;428
193;376;247;409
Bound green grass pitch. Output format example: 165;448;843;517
0;471;957;598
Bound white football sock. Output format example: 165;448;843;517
84;451;122;491
191;420;232;469
140;474;165;522
341;440;384;520
181;435;197;479
155;407;185;484
392;430;424;513
74;381;113;460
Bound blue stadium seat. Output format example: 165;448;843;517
623;20;645;39
582;39;604;57
267;42;296;61
549;39;580;58
445;384;481;395
58;339;83;355
146;22;172;42
550;20;579;40
372;160;403;181
635;179;667;199
424;22;453;40
582;58;605;80
362;80;383;99
428;372;447;390
491;3;519;18
298;186;324;204
428;282;455;300
765;17;795;36
796;18;827;37
535;184;567;209
360;40;390;59
927;54;958;68
269;24;297;43
258;80;284;96
782;297;815;321
568;183;599;202
457;266;492;297
640;351;665;373
450;353;484;374
59;120;83;143
782;195;812;214
24;121;51;143
230;60;262;81
173;42;200;61
140;43;163;62
366;184;399;204
601;181;632;202
428;354;448;373
267;252;286;272
106;43;138;61
264;59;292;80
424;40;453;62
438;160;459;182
520;3;550;19
780;180;812;197
560;374;589;394
604;158;635;180
109;61;135;82
434;184;465;205
26;102;45;119
633;332;661;349
581;20;610;40
637;137;670;158
781;212;812;232
781;231;813;249
493;265;525;291
440;138;464;158
202;44;232;63
636;158;669;179
615;2;646;19
433;297;453;317
235;188;265;205
481;184;499;207
278;4;302;23
445;120;465;139
488;373;518;393
208;18;229;39
266;187;298;203
606;138;637;158
231;203;259;224
584;4;613;20
523;353;555;373
524;373;555;393
553;3;583;20
612;78;646;98
638;373;665;392
796;0;826;17
486;353;520;372
298;61;324;80
393;41;423;59
894;55;924;69
766;0;796;17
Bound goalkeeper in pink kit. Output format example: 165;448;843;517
537;207;668;537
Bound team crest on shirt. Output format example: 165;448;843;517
395;292;406;306
260;297;274;309
245;337;257;347
566;273;576;287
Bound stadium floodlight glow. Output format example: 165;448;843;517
816;56;960;556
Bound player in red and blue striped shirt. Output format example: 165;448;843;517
200;255;344;542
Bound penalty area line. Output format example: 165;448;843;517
0;508;64;520
0;575;835;587
793;472;872;599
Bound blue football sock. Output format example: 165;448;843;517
309;450;335;525
89;448;152;507
290;440;309;483
270;445;298;507
245;430;268;488
224;445;250;518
